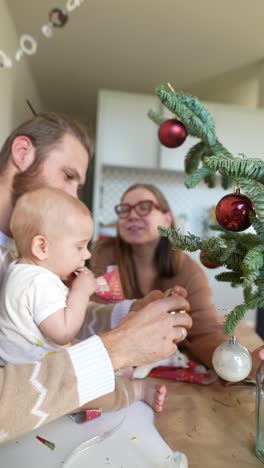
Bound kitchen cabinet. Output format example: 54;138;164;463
96;89;160;168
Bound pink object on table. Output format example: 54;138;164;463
95;269;124;303
82;409;102;422
149;366;217;385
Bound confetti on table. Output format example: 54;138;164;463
130;436;137;441
83;408;102;422
36;435;55;450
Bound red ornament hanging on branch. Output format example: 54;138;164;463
158;119;187;148
199;251;220;269
215;189;255;232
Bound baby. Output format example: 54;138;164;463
0;188;167;412
0;187;97;364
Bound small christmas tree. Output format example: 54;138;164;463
149;83;264;335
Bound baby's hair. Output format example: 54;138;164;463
10;187;91;256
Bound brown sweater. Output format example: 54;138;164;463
91;238;226;368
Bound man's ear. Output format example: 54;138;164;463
11;136;35;172
31;235;48;260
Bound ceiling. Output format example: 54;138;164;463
7;0;264;126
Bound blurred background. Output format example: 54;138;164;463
2;0;264;319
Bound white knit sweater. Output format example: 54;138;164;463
0;231;132;442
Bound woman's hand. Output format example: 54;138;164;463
166;285;188;298
131;285;188;312
247;346;264;379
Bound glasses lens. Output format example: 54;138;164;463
115;204;130;218
136;201;153;216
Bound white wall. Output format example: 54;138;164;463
0;0;43;147
189;62;260;109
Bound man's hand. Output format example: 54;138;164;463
131;285;188;312
101;294;192;370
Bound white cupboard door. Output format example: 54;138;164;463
96;90;160;168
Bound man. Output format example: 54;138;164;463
0;112;191;442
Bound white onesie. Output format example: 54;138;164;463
0;261;69;365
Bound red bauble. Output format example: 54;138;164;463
158;119;187;148
200;251;219;269
215;193;255;232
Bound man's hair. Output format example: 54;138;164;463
0;112;93;176
10;187;91;256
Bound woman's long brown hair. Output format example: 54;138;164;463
114;183;182;298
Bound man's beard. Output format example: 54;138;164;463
12;165;46;205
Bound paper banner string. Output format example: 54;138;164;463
0;0;86;69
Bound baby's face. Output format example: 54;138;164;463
47;213;93;279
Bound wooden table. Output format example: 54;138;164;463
155;321;264;467
155;379;261;467
1;321;263;467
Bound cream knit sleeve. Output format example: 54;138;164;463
0;337;114;443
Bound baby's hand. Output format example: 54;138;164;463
72;267;98;297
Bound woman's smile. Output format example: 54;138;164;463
126;225;144;232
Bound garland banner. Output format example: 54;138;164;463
0;0;85;69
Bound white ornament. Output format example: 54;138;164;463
212;336;252;382
41;23;54;39
20;35;37;56
0;50;12;68
66;0;82;12
15;49;23;62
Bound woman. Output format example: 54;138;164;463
92;183;229;369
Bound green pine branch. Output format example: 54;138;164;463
214;271;242;286
185;167;214;188
241;245;264;288
204;155;264;183
147;109;167;127
156;85;217;145
225;294;264;334
185;142;208;174
221;175;233;189
158;226;203;251
151;84;264;334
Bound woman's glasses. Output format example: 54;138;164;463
114;200;162;219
